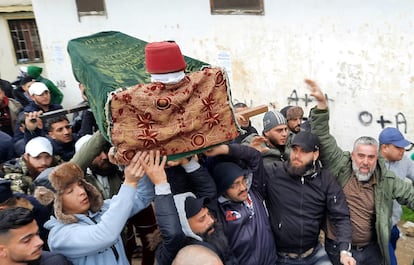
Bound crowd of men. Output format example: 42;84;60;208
1;43;414;265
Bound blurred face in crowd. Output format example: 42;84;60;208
0;220;44;263
351;144;378;181
287;117;302;134
90;150;118;176
380;144;405;162
21;80;35;93
31;90;51;107
24;152;53;177
225;175;248;202
91;152;112;170
48;120;73;144
264;124;288;147
0;88;5;107
235;106;250;128
62;181;90;215
188;207;215;236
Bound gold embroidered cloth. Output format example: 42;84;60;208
107;67;239;164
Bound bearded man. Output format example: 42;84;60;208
264;131;355;265
242;110;290;165
2;137;61;195
139;150;238;265
307;78;414;265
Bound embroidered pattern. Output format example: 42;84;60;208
109;67;239;164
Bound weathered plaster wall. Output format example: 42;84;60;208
28;0;414;150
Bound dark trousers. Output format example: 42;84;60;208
125;205;158;265
389;225;399;265
325;238;382;265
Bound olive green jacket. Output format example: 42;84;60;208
310;107;414;265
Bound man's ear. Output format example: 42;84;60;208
313;150;319;161
48;130;56;140
0;244;8;258
350;151;355;161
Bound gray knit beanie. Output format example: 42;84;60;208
263;110;287;132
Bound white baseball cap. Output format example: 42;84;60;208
29;82;49;96
25;137;53;157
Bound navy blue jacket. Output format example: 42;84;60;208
0;131;15;164
215;144;277;265
23;101;62;113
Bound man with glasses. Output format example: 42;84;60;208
206;143;277;265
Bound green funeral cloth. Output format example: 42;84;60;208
67;31;207;142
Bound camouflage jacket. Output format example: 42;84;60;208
2;156;62;195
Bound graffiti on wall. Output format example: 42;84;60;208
231;92;407;134
287;89;333;107
359;111;407;132
56;80;67;89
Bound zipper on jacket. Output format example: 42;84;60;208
301;176;304;184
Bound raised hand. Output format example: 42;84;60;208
304;79;327;110
123;151;147;187
249;135;270;153
140;150;168;185
24;111;43;131
235;112;248;126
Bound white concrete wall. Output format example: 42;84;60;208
0;14;18;80
29;0;414;151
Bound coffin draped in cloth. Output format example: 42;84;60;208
67;31;239;163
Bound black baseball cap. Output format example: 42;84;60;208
291;131;320;152
185;196;210;219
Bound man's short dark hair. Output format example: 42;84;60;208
0;207;34;234
233;102;248;109
46;115;70;132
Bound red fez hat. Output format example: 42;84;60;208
145;41;186;74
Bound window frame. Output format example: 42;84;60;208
75;0;107;20
7;16;43;64
210;0;264;15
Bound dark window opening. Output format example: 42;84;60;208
210;0;264;15
76;0;106;17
